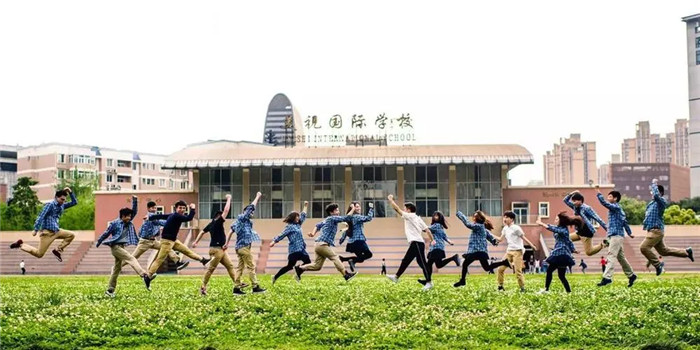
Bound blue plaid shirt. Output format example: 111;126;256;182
97;197;139;247
232;205;261;250
316;215;351;246
564;194;607;233
339;209;374;245
429;223;450;252
33;192;77;232
456;211;498;254
273;212;308;254
596;193;633;238
643;183;667;232
547;224;575;258
139;213;167;239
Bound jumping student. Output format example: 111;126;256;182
418;211;460;285
146;201;210;281
535;213;580;294
192;194;237;296
95;196;154;297
127;201;189;271
453;210;506;288
10;188;77;262
563;191;608;256
494;211;537;292
294;203;356;282
385;194;435;291
230;192;266;295
338;201;375;272
640;179;694;275
595;185;637;287
269;201;310;284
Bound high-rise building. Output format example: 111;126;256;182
261;93;303;147
543;134;597;185
682;14;700;197
0;145;18;199
620;120;689;167
674;118;690;167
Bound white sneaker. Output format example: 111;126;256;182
536;289;549;295
386;275;399;284
422;282;433;291
104;290;115;298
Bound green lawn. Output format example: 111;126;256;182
1;273;699;349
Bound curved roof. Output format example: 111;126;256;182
162;140;533;168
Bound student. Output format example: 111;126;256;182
640;179;694;275
127;201;189;271
192;194;236;296
600;257;607;273
146;201;210;281
10;188;77;262
595;185;637;287
494;211;537;292
294;203;356;282
230;192;266;295
384;194;435;291
269;201;310;284
424;211;460;275
95;196;154;297
535;212;580;294
563;191;608;256
534;259;540;274
19;260;25;275
579;259;587;274
338;201;375;272
453;210;505;288
381;258;387;275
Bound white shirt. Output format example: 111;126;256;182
535;260;540;268
501;223;525;252
20;262;25;268
401;212;428;243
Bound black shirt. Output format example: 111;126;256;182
203;217;226;247
150;209;196;241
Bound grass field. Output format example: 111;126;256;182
1;273;700;350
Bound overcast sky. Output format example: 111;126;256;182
1;1;698;185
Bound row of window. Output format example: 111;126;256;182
511;202;550;225
57;169;97;180
57;154;95;165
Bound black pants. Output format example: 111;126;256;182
341;241;373;263
381;266;386;275
274;252;312;280
427;249;457;271
545;264;571;293
21;268;25;275
601;265;606;273
395;241;431;282
459;252;507;280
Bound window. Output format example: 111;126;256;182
180;170;187;176
70;154;94;164
106;174;113;183
117;160;130;168
106;159;113;167
141;178;155;186
404;165;448;217
57;170;65;179
169;179;174;189
697;50;700;65
512;202;529;225
538;202;549;218
132;163;137;170
456;164;503;217
251;167;295;218
696;37;700;48
132;184;137;190
180;181;189;190
57;154;65;163
117;175;131;183
198;169;243;220
155;206;165;215
159;179;166;188
352;166;397;217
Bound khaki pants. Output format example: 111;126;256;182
497;250;525;288
108;244;146;291
148;239;203;275
203;247;237;287
300;242;346;275
569;233;604;256
603;236;634;280
125;239;179;269
640;229;688;267
20;229;76;258
234;245;258;288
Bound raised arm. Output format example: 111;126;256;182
182;203;196;222
456;211;476;230
650;180;665;205
130;196;138;219
300;201;308;224
358;206;375;223
387;195;405;217
62;188;78;209
221;194;232;219
595;192;615;210
563;192;576;210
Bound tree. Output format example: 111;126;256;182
619;197;647;225
54;170;97;230
663;205;700;225
672;197;700;213
0;177;42;230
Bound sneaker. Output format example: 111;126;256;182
344;271;357;282
271;275;278;285
200;286;207;296
252;286;267;294
175;261;190;271
498;285;505;291
417;279;427;286
453;279;466;288
52;249;63;262
454;255;462;267
9;239;23;249
348;260;356;272
142;274;152;291
294;266;303;282
602;239;610;247
386;275;399;284
597;278;612;287
655;264;663;276
233;287;245;296
520;287;526;293
627;274;637;288
536;289;549;295
687;247;694;262
422;282;433;291
200;257;211;266
104;290;115;298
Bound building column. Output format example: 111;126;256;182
397;166;405;204
449;165;456;216
242;168;250;208
344;167;352;209
294;168;301;208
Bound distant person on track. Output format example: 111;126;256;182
20;260;25;275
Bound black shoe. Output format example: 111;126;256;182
252;286;266;294
233;287;245;296
520;287;526;293
453;279;466;288
453;254;461;267
142;274;152;291
597;278;612;287
344;271;357;282
9;239;23;249
417;279;427;286
294;266;303;282
627;274;637;288
687;247;694;262
200;258;211;266
498;286;505;291
175;261;190;271
52;249;63;262
655;264;663;276
348;260;356;272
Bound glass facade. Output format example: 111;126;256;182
351;166;397;217
249;167;295;219
403;165;449;217
455;164;503;217
199;168;243;220
301;167;345;218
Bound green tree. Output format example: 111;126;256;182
663;205;700;225
0;177;42;231
672;197;700;213
619;196;647;225
54;169;97;230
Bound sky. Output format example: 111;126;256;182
1;1;698;185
